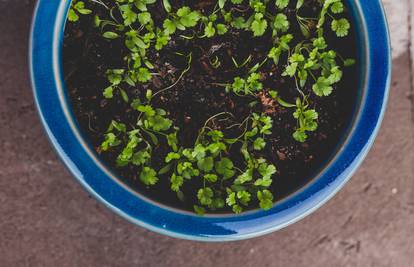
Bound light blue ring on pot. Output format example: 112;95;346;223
30;0;391;241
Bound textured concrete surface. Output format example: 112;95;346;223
1;1;414;266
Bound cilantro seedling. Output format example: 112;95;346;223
68;0;91;22
70;0;356;215
318;0;350;37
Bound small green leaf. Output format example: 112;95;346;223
226;191;236;206
312;77;333;96
204;174;218;183
344;58;356;66
293;130;307;142
204;22;216;37
331;2;344;14
68;9;79;22
137;67;152;82
275;0;289;9
171;173;184;192
216;24;228;35
103;86;113;98
139;167;158;185
194;205;205;215
234;169;253;184
119;88;129;103
251;13;268;36
237;191;251;206
197;187;214;205
163;19;176;34
138;12;152;25
273;13;289;32
103;31;119;39
132;150;150;166
165;152;181;163
257;190;274;210
253;138;266;150
197;156;214;172
159;163;173;175
232;204;242;214
331;18;350;37
282;62;298;77
215;157;235;179
163;0;172;12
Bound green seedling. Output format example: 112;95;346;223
70;0;354;214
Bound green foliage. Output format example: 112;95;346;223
73;0;355;215
138;106;172;132
268;34;293;64
331;18;350;37
215;157;235;179
273;13;289;34
275;0;289;9
292;97;319;142
257;190;274;210
268;93;318;143
68;1;91;22
227;73;263;96
279;36;344;98
140;166;158;185
177;7;201;27
160;6;201;37
199;12;229;38
251;13;268;36
198;187;214;205
317;0;350;37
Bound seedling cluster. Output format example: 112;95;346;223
69;0;355;214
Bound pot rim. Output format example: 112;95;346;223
29;0;391;241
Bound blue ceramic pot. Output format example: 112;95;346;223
30;1;391;241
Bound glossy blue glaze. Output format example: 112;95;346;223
30;0;391;241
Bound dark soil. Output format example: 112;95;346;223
62;1;360;212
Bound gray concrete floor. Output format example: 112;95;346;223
1;1;413;266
